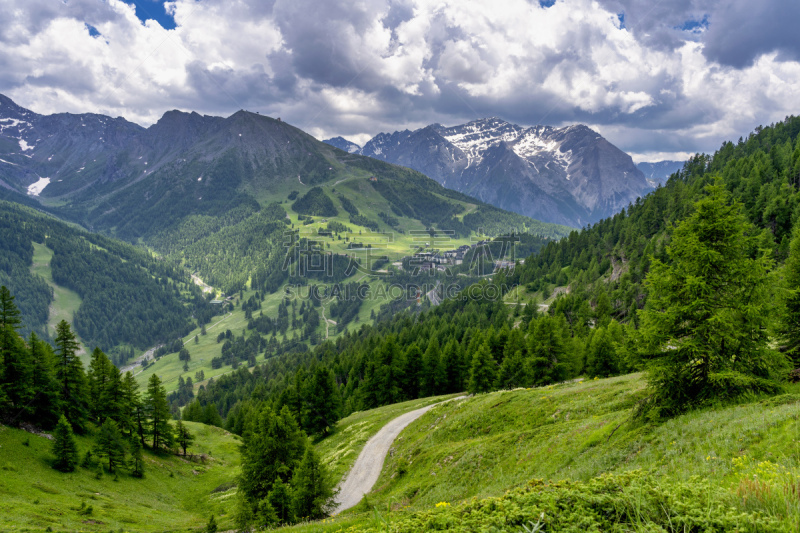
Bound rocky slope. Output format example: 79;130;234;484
637;160;685;187
326;118;651;227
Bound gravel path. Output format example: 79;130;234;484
333;396;466;513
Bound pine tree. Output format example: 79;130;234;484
87;347;112;424
28;333;62;428
121;371;144;443
441;338;463;393
52;414;79;472
401;343;422;399
496;350;527;389
238;406;307;525
145;374;174;450
291;445;334;520
421;338;444;396
640;181;785;417
468;342;497;394
585;326;618;378
527;315;570;386
94;418;127;473
54;321;89;431
130;436;145;477
0;324;33;417
268;478;293;524
302;366;340;436
0;286;21;330
781;225;800;367
175;420;195;456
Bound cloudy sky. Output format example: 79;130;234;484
1;0;799;162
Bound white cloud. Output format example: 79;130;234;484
0;0;799;160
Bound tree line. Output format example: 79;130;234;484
0;287;194;477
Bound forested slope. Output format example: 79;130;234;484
180;116;800;439
0;201;214;351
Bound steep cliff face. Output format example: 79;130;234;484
327;118;650;227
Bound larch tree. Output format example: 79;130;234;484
468;342;497;394
52;414;79;472
639;181;787;417
145;374;173;450
54;320;89;431
175;419;195;456
780;225;800;368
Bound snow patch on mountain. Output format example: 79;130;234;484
439;118;522;168
27;176;49;195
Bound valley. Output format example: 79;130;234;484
1;90;800;533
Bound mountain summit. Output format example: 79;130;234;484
326;119;650;227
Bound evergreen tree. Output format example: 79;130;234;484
640;182;785;417
0;286;21;330
267;478;293;525
28;333;61;428
781;225;800;367
527;315;570;386
302;366;340;436
291;445;335;520
130;436;145;477
496;350;527;389
0;324;32;418
401;343;422;399
52;414;79;472
585;326;618;378
468;342;497;394
175;419;195;456
87;347;112;424
421;338;444;396
441;338;463;393
238;406;307;525
145;374;174;450
94;418;127;473
54;321;88;431
121;371;144;443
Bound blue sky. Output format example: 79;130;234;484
1;0;799;162
124;0;176;30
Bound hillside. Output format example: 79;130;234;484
0;95;568;249
0;421;241;531
326;119;651;227
0;201;210;358
284;374;800;532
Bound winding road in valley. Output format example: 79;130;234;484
333;395;466;513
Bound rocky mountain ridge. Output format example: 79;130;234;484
326;118;652;227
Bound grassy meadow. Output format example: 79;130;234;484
0;421;240;532
278;373;800;532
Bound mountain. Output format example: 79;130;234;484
0;95;571;245
637;160;685;187
325;118;651;227
324;135;361;153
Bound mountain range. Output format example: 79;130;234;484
636;160;685;186
0;95;566;244
326;119;659;227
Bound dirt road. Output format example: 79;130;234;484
333;395;466;513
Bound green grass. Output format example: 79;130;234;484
352;375;800;522
316;394;464;484
275;374;800;531
0;421;241;532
